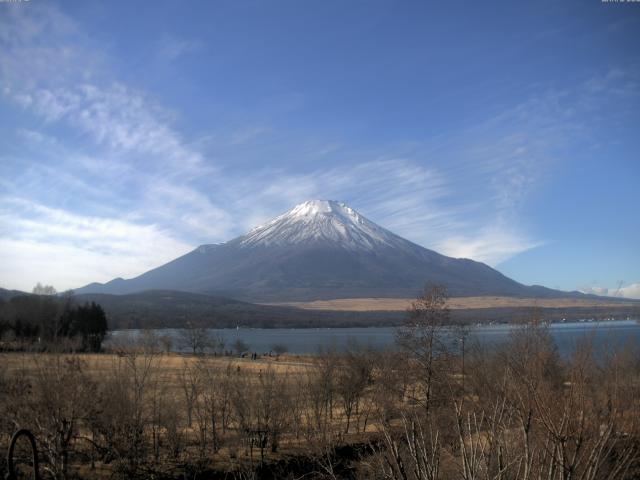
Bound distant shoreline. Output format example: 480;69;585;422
263;295;640;312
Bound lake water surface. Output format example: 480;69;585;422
109;319;640;357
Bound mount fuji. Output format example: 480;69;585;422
76;200;572;301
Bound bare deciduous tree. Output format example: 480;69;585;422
180;322;213;355
179;359;201;429
336;346;372;434
32;282;57;296
397;284;452;414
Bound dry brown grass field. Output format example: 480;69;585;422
266;295;639;311
0;349;385;478
0;351;316;378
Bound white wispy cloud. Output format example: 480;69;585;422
11;83;205;173
0;197;192;291
621;284;640;300
433;226;544;265
0;3;207;176
580;283;640;300
141;180;236;241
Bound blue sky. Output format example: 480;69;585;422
0;0;639;297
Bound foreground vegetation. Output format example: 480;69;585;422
1;287;639;479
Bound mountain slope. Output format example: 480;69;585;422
76;200;582;301
0;287;29;301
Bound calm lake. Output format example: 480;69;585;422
109;319;640;356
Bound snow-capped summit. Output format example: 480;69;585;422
240;200;402;250
289;199;345;216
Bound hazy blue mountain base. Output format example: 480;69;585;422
75;201;587;302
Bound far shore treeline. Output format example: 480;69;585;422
0;290;108;352
47;290;640;330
